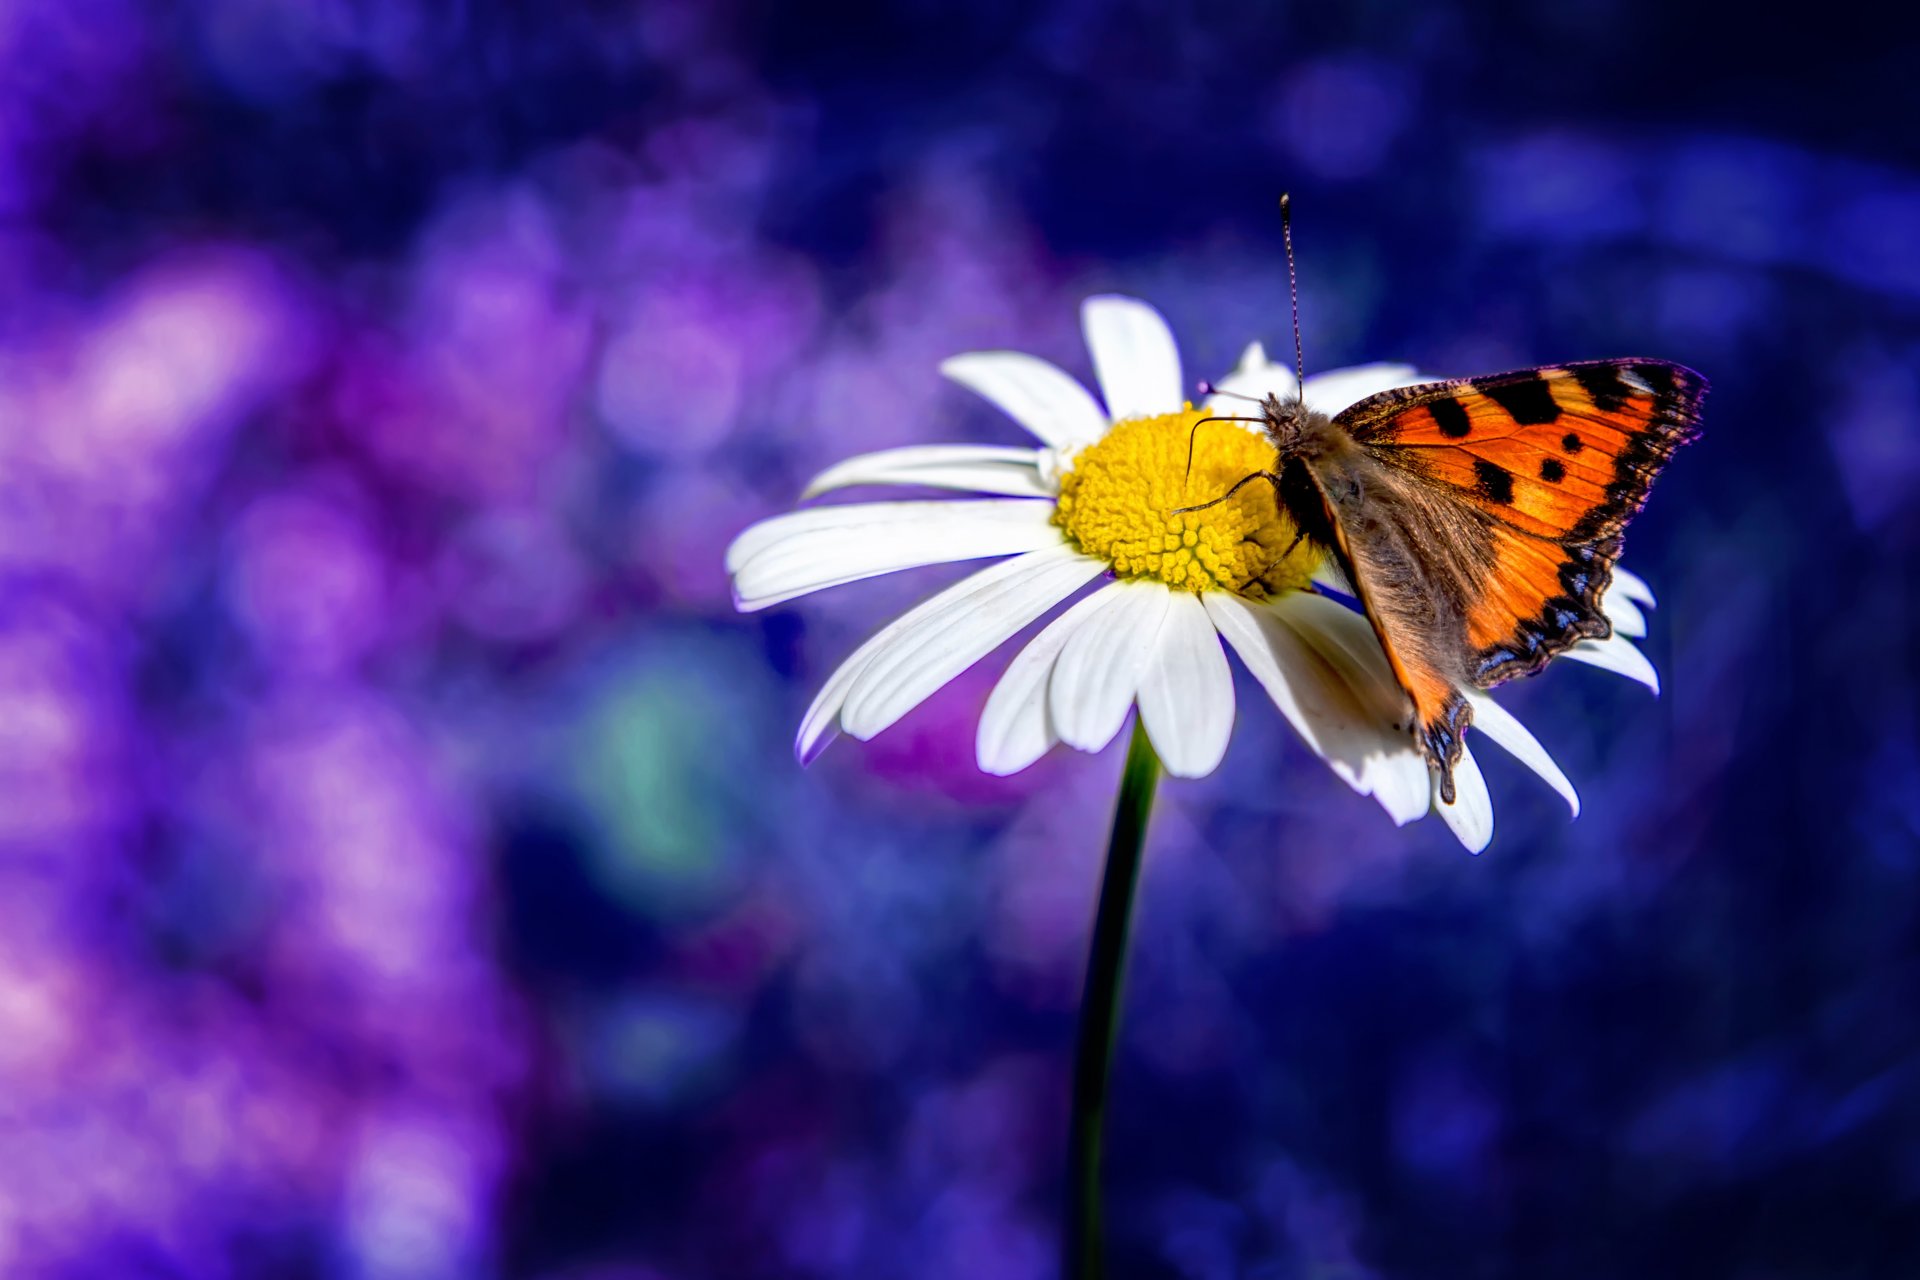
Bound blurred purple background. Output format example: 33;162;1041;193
1;1;1917;1276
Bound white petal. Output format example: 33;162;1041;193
1204;592;1429;825
727;497;1045;572
1049;579;1171;753
1602;589;1648;638
838;546;1106;740
1137;591;1235;778
1269;593;1436;822
1299;363;1427;416
1461;690;1579;817
802;444;1051;499
731;500;952;574
731;500;1060;612
1082;295;1183;422
1234;341;1270;374
1434;747;1493;853
1609;565;1657;607
1265;593;1402;694
976;588;1124;775
940;352;1110;450
797;623;894;765
1563;632;1660;694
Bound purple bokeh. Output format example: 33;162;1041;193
0;1;1914;1276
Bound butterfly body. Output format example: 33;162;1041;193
1245;359;1706;803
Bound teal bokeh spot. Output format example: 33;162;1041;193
570;628;783;919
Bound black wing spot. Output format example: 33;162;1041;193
1480;372;1561;425
1572;365;1632;412
1472;458;1515;504
1429;397;1472;438
1562;432;1584;454
1539;458;1566;483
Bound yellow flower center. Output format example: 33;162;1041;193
1052;407;1320;597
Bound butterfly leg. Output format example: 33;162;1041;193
1171;470;1283;516
1242;523;1313;591
1270;522;1310;565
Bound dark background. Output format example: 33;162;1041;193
3;1;1918;1276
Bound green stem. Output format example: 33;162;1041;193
1065;717;1161;1279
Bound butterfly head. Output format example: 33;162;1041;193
1259;390;1330;462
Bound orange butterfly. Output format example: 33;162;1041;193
1190;201;1706;803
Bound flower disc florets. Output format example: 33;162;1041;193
1052;407;1317;597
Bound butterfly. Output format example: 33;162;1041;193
1188;202;1706;804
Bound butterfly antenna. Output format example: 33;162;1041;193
1280;193;1306;402
1183;415;1263;482
1196;379;1262;405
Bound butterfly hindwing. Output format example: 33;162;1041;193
1466;524;1618;685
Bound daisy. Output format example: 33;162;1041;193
726;295;1664;852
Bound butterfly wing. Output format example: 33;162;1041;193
1315;359;1705;799
1341;359;1705;683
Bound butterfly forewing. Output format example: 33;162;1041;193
1340;360;1705;541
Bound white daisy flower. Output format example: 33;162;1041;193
727;296;1665;851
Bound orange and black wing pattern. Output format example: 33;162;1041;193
1338;359;1705;687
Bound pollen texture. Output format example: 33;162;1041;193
1053;408;1319;596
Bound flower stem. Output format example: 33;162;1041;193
1066;716;1161;1279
